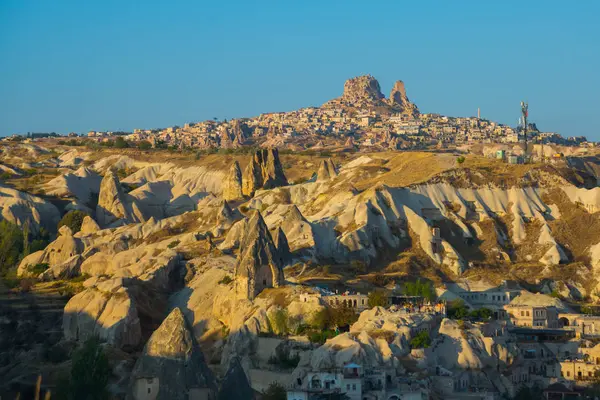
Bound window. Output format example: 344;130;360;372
352;384;356;391
567;371;570;377
521;311;524;316
148;388;151;394
526;311;530;317
347;384;350;390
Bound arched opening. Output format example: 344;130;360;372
388;396;400;400
311;375;322;389
560;317;570;327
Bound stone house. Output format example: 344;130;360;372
504;305;559;328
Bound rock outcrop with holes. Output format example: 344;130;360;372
324;75;385;109
234;211;284;300
223;161;243;201
128;307;217;400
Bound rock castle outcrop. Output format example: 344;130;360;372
234;211;284;300
323;74;419;117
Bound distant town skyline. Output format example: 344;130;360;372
1;0;599;139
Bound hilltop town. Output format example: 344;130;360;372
11;75;592;154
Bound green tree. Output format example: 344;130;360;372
470;307;493;320
402;279;436;302
262;382;286;400
0;220;24;272
456;156;466;164
447;299;469;320
138;140;152;150
410;330;431;349
329;305;358;328
114;136;129;148
310;308;329;331
58;210;89;234
271;308;289;335
56;337;111;400
368;290;388;308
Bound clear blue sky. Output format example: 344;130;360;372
1;0;598;138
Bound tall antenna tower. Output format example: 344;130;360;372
521;101;528;157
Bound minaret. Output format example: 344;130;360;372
477;108;480;119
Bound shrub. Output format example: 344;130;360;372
368;290;388;308
262;382;287;400
167;240;180;249
218;275;233;285
267;346;300;369
410;330;431;349
308;329;336;344
29;263;49;275
57;210;88;234
456;156;466;164
114;136;129;148
138;140;152;150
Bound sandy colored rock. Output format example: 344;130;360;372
273;227;291;264
235;211;284;300
316;158;338;181
97;169;141;227
223;161;243;201
388;80;419;117
79;215;101;235
242;149;287;197
63;285;141;349
129;307;217;400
